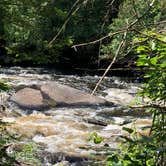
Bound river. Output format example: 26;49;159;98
0;67;151;166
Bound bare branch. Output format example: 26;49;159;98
130;104;166;110
72;29;127;48
91;30;128;95
133;28;166;44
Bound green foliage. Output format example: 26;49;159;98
0;0;69;64
0;0;110;66
136;31;166;165
107;128;157;166
0;122;18;165
13;143;41;165
88;131;103;144
106;31;166;166
136;31;166;102
101;0;166;64
0;79;11;92
0;122;41;165
0;0;165;66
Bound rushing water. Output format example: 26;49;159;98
0;67;151;166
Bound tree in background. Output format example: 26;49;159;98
100;0;166;67
0;0;121;67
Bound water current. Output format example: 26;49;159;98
0;67;151;166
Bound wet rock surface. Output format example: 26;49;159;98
10;82;107;109
41;82;107;106
10;88;46;109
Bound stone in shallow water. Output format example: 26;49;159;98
11;88;46;109
11;82;108;109
41;82;106;106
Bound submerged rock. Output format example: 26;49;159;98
83;117;108;126
40;82;106;106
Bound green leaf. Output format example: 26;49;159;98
150;57;157;65
0;79;11;92
137;46;149;53
87;131;98;141
160;61;166;68
87;131;103;144
94;136;103;144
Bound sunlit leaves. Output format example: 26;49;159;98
137;54;149;66
150;57;157;65
88;131;103;144
136;32;166;102
0;79;11;92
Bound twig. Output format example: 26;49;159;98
130;104;166;110
133;28;166;44
91;30;128;95
72;29;127;48
150;20;166;26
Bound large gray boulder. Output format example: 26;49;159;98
40;82;106;106
11;88;46;109
10;82;107;109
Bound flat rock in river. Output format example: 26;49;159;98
40;82;106;106
11;88;46;109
